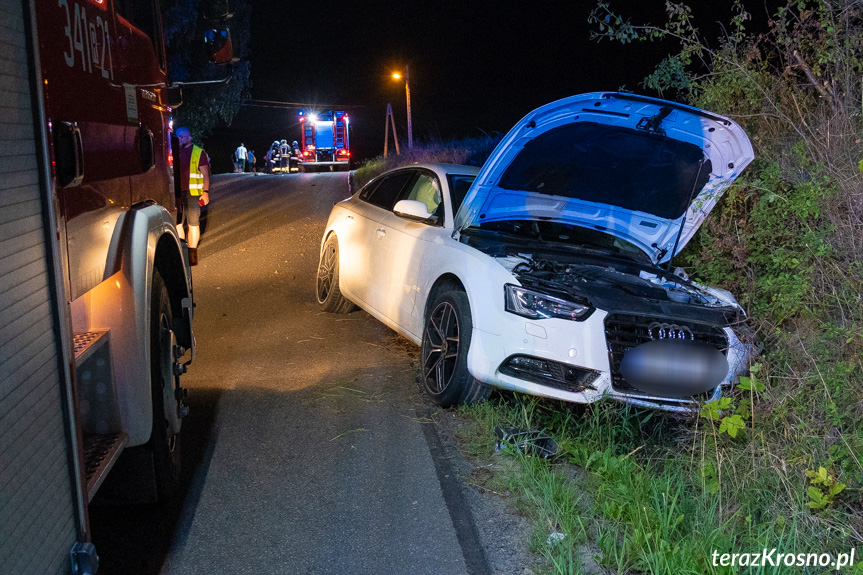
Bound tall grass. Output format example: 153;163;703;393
459;395;861;574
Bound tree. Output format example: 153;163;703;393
161;0;252;140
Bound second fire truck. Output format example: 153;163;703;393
297;109;350;171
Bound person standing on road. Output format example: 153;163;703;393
248;149;256;173
235;142;248;172
291;140;300;172
175;127;210;266
279;139;289;173
264;147;273;173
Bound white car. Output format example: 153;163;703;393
317;92;755;413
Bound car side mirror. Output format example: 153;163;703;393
200;0;230;20
166;86;183;108
203;27;234;65
393;199;438;223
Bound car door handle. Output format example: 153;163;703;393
376;228;386;238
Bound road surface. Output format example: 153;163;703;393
89;172;528;575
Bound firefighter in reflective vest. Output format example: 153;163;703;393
175;126;210;265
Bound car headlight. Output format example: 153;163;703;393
504;284;591;321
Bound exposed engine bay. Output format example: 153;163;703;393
502;255;739;324
459;224;741;325
505;255;721;304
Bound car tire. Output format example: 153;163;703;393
316;235;355;313
421;290;490;407
148;269;181;500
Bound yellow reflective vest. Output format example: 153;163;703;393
189;145;205;196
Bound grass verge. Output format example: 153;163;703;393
455;393;862;575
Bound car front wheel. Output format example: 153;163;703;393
421;290;490;407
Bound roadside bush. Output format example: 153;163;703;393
351;136;501;192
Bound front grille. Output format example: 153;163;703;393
605;313;728;394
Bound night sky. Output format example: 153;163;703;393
205;1;774;172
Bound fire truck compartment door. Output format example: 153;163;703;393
2;2;87;572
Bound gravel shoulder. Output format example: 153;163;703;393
414;384;542;575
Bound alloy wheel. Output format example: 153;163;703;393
422;301;460;394
317;244;336;302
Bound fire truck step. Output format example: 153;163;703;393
73;330;123;441
73;330;109;363
83;432;129;501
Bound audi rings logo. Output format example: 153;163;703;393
647;322;694;341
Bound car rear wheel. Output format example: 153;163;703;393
316;235;355;313
421;290;490;407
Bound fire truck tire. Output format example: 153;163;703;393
148;269;181;500
316;235;355;314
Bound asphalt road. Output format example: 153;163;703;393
89;172;502;575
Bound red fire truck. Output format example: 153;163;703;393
297;109;350;171
0;1;232;573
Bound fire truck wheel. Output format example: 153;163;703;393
316;235;355;314
148;269;181;500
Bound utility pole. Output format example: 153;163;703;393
404;65;413;148
384;103;400;157
391;65;413;149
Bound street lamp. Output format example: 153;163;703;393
392;66;413;148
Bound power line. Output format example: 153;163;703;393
243;99;364;109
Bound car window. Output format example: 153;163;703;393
358;178;380;201
447;174;476;214
399;173;443;220
362;171;414;210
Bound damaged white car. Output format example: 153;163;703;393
317;92;754;413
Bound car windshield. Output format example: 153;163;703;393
475;219;651;262
447;174;477;214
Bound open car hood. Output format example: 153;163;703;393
454;92;754;264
